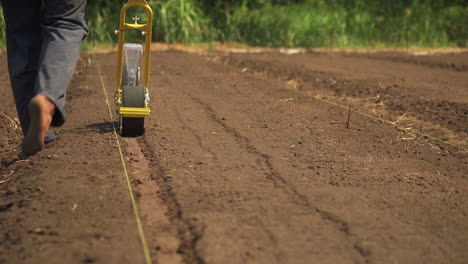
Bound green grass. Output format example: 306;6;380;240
0;9;5;50
218;1;467;48
1;1;466;50
152;0;208;43
82;0;210;48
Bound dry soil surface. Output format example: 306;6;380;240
0;50;467;264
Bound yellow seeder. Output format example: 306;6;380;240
115;0;153;136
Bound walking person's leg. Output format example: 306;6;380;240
0;1;43;138
23;0;88;156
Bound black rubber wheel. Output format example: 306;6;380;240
119;85;145;137
120;116;144;137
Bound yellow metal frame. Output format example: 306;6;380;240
119;107;151;118
116;0;152;117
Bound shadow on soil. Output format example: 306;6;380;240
63;121;115;135
85;121;115;134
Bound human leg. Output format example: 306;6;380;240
36;0;88;127
22;0;88;156
0;0;42;135
1;1;57;149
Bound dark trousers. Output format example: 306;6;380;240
1;0;88;136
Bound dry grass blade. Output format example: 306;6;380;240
0;111;19;130
395;111;408;124
346;105;352;129
0;171;15;184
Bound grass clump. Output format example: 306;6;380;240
0;9;5;50
151;0;208;44
83;0;210;48
217;1;467;48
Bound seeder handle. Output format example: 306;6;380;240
116;0;153;90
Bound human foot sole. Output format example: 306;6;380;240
21;96;55;157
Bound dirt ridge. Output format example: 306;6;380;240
341;52;468;72
140;136;206;264
211;53;468;143
187;92;371;261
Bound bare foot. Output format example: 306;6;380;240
22;95;55;157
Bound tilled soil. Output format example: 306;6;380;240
0;50;467;264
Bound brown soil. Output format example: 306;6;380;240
1;50;467;264
213;51;468;143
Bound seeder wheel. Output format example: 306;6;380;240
118;85;145;137
119;115;145;137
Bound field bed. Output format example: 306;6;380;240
0;50;467;264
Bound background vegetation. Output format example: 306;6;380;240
1;0;467;49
